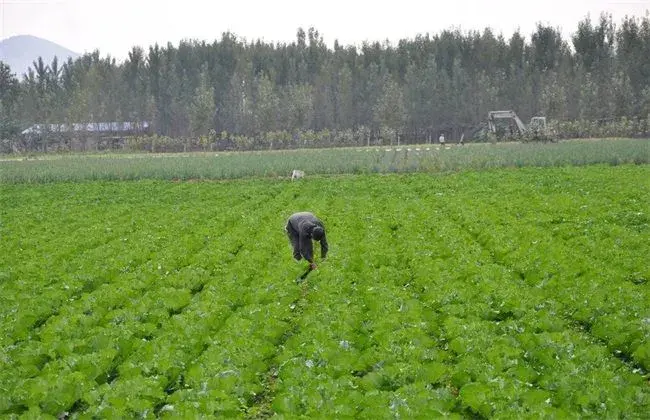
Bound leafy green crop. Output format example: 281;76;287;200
0;165;648;418
1;138;649;183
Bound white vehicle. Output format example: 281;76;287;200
487;110;553;141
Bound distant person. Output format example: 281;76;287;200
286;212;328;270
439;133;445;145
291;169;305;181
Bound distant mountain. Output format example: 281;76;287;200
0;35;80;77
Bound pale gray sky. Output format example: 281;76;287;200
2;0;649;60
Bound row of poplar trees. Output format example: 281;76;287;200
2;13;650;141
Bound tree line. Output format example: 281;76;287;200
1;12;650;152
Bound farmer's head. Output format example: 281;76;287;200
311;226;324;241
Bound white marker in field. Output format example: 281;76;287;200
291;169;305;181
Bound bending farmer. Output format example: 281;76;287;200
286;212;328;270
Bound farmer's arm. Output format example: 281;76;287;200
320;232;328;259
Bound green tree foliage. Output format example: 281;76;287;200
333;64;354;129
189;67;216;137
251;73;279;134
539;71;568;120
123;46;149;121
573;13;615;74
578;72;601;120
280;83;313;131
0;62;21;140
373;75;406;137
7;13;650;149
641;86;650;119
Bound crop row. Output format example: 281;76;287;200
1;166;648;417
438;166;650;371
1;180;300;417
263;172;649;417
1;138;649;183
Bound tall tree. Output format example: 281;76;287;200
0;62;21;139
573;13;615;74
6;13;650;149
333;64;355;130
251;73;279;133
124;46;149;121
539;71;568;119
373;75;406;140
189;67;216;137
280;83;313;132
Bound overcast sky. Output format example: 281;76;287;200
2;0;649;60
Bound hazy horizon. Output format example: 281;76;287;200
2;0;649;61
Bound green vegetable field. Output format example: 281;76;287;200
1;163;649;418
2;138;649;183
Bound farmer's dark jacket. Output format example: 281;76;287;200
286;212;329;263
